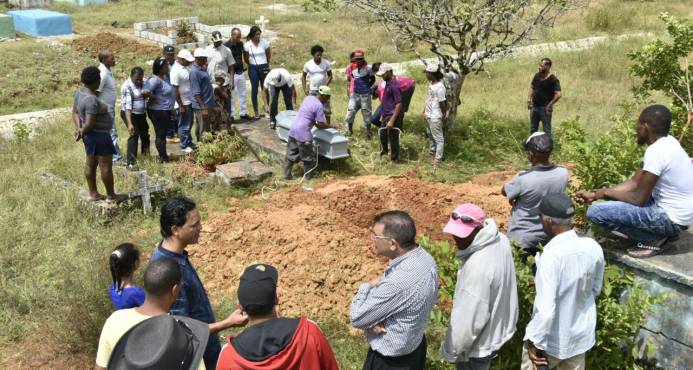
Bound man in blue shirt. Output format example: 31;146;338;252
376;64;403;162
190;48;215;141
350;210;439;370
150;196;249;370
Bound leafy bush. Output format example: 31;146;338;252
12;122;31;142
421;236;659;369
194;131;246;171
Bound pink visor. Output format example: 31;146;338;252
443;203;485;238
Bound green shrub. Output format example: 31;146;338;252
421;236;659;369
12;122;31;142
194;131;246;171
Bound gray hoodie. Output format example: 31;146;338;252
440;218;519;362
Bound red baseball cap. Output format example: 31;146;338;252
443;203;485;238
352;50;365;60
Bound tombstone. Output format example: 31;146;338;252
53;0;108;5
275;110;350;160
8;9;72;36
216;160;273;186
127;171;171;214
0;14;15;39
255;15;269;30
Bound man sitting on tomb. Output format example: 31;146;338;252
216;264;339;370
577;105;693;258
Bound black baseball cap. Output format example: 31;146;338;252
539;193;575;219
237;264;278;309
163;45;175;54
524;132;553;153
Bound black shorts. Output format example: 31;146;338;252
83;131;116;157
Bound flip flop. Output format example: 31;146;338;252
87;194;106;202
106;194;129;204
627;238;669;258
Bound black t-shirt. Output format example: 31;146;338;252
531;73;561;107
224;40;245;74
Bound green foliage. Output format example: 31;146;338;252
421;236;658;370
12;122;31;142
303;0;337;12
585;1;635;32
194;131;247;171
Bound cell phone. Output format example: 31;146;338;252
535;350;549;370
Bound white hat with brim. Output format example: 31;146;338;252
376;63;393;76
177;49;195;62
425;64;440;73
193;48;208;58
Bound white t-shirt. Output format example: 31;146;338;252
206;44;235;78
303;59;331;92
263;68;294;89
170;62;192;106
244;39;270;65
642;135;693;226
425;81;446;119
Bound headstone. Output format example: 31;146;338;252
275;110;350;160
126;171;171;214
8;0;51;9
255;15;269;30
53;0;108;5
0;14;15;39
8;9;72;36
216;160;273;185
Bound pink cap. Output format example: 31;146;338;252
443;203;485;238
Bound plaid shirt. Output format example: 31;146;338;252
350;246;439;356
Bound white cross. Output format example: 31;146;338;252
127;171;170;214
255;15;269;30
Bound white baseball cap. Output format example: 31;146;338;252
177;49;195;62
193;48;208;58
425;63;440;73
375;63;393;76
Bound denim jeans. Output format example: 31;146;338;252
269;84;293;123
147;109;170;161
456;351;497;370
586;199;685;243
344;93;372;133
370;104;382;126
248;64;269;114
530;105;552;136
178;104;194;149
108;110;122;161
380;113;403;161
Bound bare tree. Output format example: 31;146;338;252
338;0;586;128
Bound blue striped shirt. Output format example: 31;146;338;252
350;246;439;356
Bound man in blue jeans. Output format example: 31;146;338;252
577;105;693;258
170;49;196;153
150;197;249;370
527;58;561;136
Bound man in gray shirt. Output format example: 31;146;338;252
502;132;568;257
98;49;122;162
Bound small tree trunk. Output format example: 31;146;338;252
443;72;466;134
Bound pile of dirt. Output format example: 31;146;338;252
72;32;160;57
190;172;513;320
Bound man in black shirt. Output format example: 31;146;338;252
527;58;561;136
224;28;252;122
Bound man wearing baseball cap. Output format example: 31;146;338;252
523;193;604;370
170;49;197;153
190;48;215;140
440;204;518;370
216;264;339;370
284;85;340;180
263;66;297;129
206;31;235;94
344;49;375;138
502;132;569;257
375;63;403;162
162;45;179;142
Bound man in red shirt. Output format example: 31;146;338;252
216;264;339;370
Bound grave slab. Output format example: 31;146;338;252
216;160;273;185
233;119;286;164
0;14;15;39
8;9;72;36
53;0;108;5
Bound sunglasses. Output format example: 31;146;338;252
451;212;482;224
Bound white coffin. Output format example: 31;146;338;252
275;110;349;160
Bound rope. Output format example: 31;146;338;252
260;142;320;200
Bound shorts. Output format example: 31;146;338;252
83;131;116;157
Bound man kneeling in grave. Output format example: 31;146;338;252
283;86;340;180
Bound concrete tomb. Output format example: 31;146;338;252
7;9;72;36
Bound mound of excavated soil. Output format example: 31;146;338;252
72;32;160;57
190;172;513;320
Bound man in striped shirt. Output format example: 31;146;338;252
350;210;439;370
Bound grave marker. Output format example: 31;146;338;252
255;15;269;30
126;171;171;214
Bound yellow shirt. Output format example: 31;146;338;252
95;308;206;370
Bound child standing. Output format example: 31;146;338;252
109;243;145;310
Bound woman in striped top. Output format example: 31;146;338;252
120;67;149;169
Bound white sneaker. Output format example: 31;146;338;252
181;147;194;154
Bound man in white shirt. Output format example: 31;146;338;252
98;49;122;162
523;193;604;370
206;31;235;91
439;203;518;370
170;49;196;153
302;44;333;124
263;67;297;129
577;105;693;258
423;64;446;166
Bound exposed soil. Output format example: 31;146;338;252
190;171;513;320
71;32;161;57
152;27;196;44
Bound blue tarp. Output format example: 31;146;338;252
7;9;72;37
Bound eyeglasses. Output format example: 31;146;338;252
451;212;482;224
370;232;393;241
